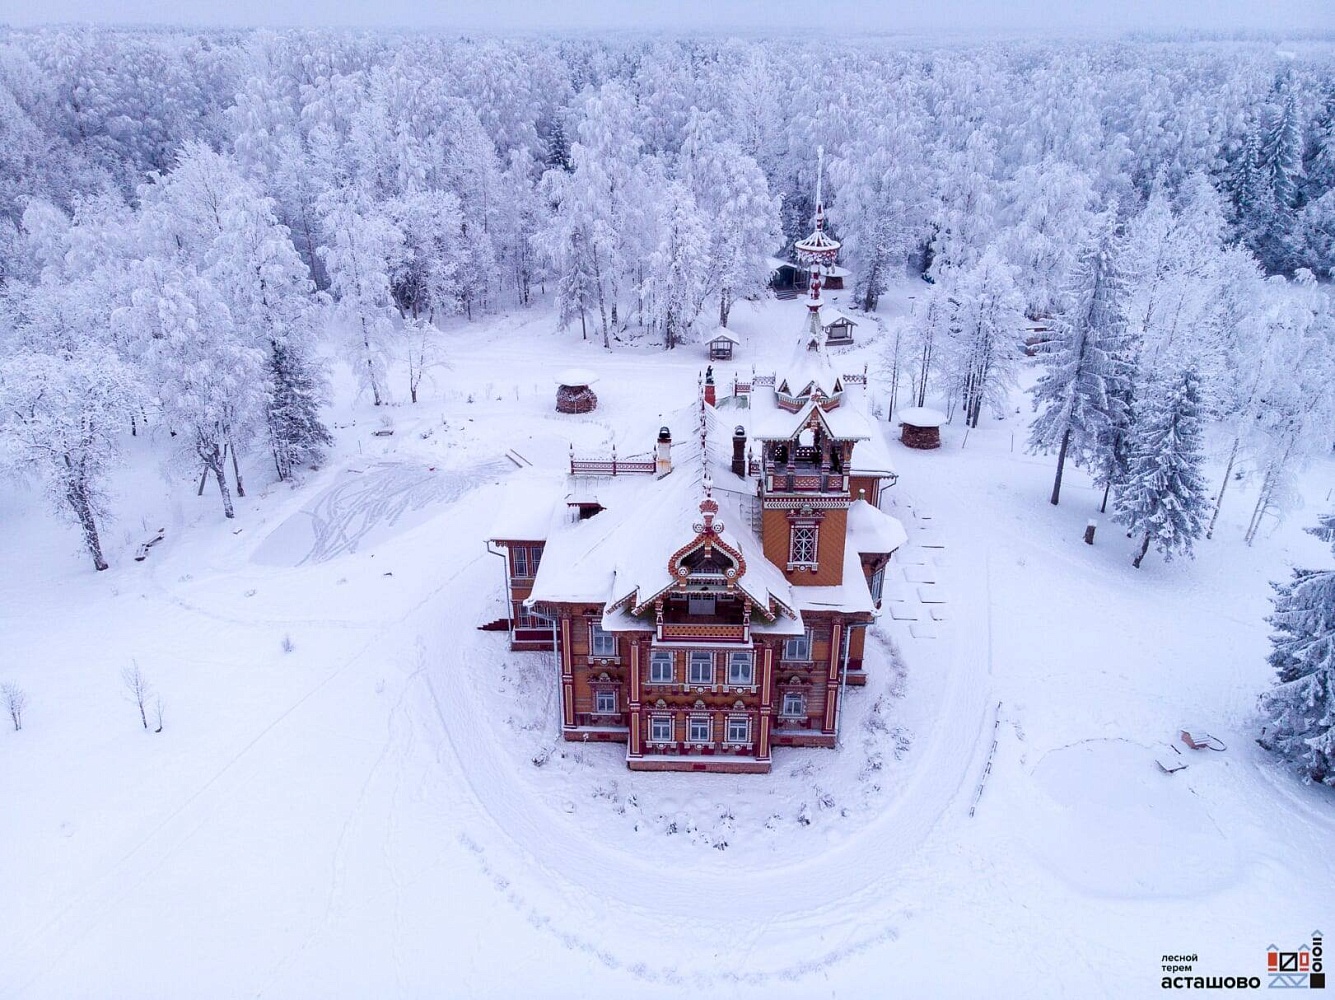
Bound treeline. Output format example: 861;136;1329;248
1;29;1334;575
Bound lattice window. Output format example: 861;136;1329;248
789;525;818;566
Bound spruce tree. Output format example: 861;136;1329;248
1260;513;1335;786
267;340;332;480
1028;212;1128;506
1113;367;1209;568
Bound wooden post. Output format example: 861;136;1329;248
1084;520;1097;545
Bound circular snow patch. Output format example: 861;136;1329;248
1024;740;1239;898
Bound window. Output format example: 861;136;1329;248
650;715;673;742
688;715;712;744
726;715;751;744
595;689;616;714
590;624;616;657
517;604;551;630
869;565;885;603
513;545;542;578
688;651;714;685
649;651;673;684
688;596;716;616
727;651;754;685
783;629;813;661
781;691;805;717
789;525;818;566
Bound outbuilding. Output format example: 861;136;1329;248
555;369;599;414
896;406;947;449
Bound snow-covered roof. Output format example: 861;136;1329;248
488;474;558;540
702;327;741;345
791;544;877;615
897;406;948;428
822;309;858;328
554;368;598;387
748;397;871;443
846;499;908;555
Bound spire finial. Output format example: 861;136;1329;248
815;144;825;213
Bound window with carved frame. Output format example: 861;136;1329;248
789;524;818;566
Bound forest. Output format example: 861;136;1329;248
1;28;1334;780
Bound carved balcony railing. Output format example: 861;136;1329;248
658;622;748;643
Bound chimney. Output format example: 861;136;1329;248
704;366;716;407
731;425;747;478
656;426;672;477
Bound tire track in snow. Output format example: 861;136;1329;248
409;495;996;983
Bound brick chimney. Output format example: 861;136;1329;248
656;426;672;476
731;425;747;478
704;366;716;407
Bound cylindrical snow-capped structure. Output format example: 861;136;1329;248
555;368;599;414
896;406;947;450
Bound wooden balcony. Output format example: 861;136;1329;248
659;622;748;643
765;471;845;494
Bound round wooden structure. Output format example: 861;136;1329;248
897;406;947;450
555;369;599;414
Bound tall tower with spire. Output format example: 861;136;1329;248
793;146;842;347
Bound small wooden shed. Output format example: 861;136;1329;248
822;309;858;346
897;406;947;449
703;327;741;361
555;368;599;414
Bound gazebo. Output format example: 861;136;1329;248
555;369;599;414
897;406;947;449
822;309;858;346
702;327;741;361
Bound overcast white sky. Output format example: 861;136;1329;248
2;0;1330;36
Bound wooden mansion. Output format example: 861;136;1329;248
487;197;907;774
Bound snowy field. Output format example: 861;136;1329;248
3;288;1334;998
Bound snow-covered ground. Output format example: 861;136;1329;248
3;287;1333;998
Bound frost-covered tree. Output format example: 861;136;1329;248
1260;513;1335;786
385;188;467;322
934;250;1023;428
682;127;782;328
140;144;331;482
117;260;265;518
318;201;405;407
0;348;136;570
998;158;1098;320
1113;367;1209;569
1232;82;1304;275
645;182;710;350
1242;274;1335;545
829;110;929;313
1028;212;1130;506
